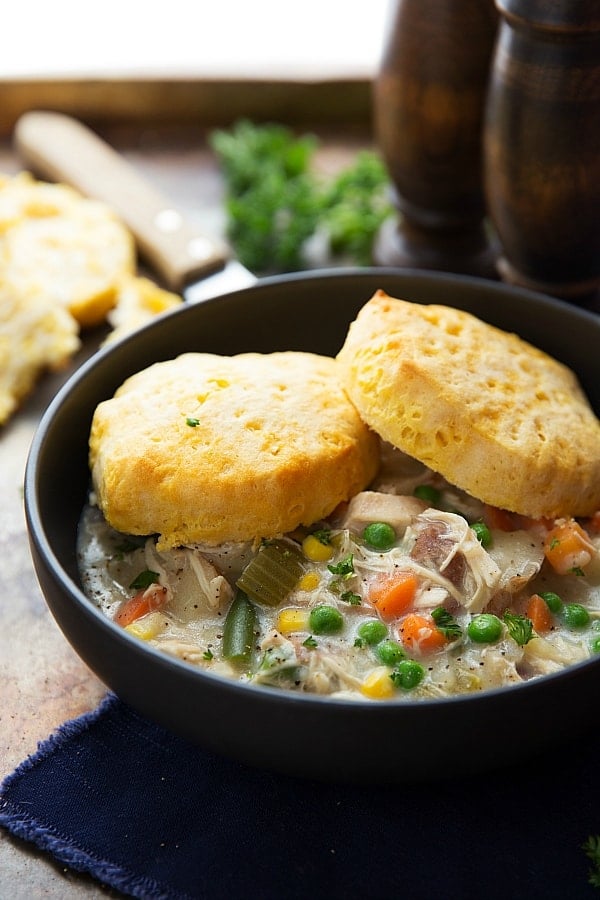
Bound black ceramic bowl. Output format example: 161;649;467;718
25;268;600;784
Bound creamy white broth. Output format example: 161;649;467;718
77;449;600;700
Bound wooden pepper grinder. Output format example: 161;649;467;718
484;0;600;304
373;0;499;277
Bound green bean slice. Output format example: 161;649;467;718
222;590;257;665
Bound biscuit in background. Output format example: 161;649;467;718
337;290;600;519
90;351;380;548
0;279;80;426
0;172;136;328
0;172;182;424
104;275;183;344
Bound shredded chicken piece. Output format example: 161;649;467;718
407;510;501;613
144;538;173;603
476;646;523;687
487;530;545;594
338;490;427;535
157;639;213;665
186;549;233;609
524;635;588;673
253;630;300;685
307;653;364;693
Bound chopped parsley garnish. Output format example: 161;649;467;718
129;570;160;591
431;606;462;640
327;554;355;578
186;417;200;427
340;590;362;606
311;528;332;545
303;635;318;649
570;566;586;577
203;648;214;661
583;835;600;889
503;611;534;646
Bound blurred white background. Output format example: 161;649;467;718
2;1;390;78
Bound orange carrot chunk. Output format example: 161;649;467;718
543;519;595;575
526;593;554;634
399;612;447;654
368;572;418;620
115;585;167;627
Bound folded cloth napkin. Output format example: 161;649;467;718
1;692;599;900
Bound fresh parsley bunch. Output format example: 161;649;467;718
584;835;600;889
210;119;393;274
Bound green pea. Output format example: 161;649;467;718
391;659;425;690
467;613;503;644
375;639;405;665
413;484;441;505
357;620;388;646
471;521;492;549
309;605;344;635
538;591;563;614
590;635;600;654
562;603;590;630
362;521;397;552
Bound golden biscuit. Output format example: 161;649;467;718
0;172;135;327
0;280;80;425
90;351;380;548
336;291;600;519
104;276;183;344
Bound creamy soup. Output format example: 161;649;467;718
77;445;600;701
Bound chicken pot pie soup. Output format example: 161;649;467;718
77;296;600;701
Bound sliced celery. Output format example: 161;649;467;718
236;539;304;606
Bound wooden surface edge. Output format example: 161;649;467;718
0;76;373;138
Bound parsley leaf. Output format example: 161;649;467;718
327;554;355;578
340;590;362;606
503;611;534;646
303;635;318;649
431;606;462;640
129;570;160;591
186;417;200;427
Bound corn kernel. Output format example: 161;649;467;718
302;534;334;562
125;611;165;641
360;666;396;699
277;607;310;634
298;571;320;592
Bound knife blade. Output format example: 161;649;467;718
13;110;258;302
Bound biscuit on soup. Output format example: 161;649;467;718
89;351;380;548
336;290;600;519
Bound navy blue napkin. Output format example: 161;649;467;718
1;691;599;900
